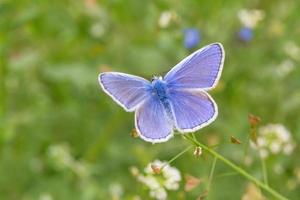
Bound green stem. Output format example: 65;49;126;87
162;145;192;170
207;156;217;191
185;134;289;200
216;172;239;178
243;134;250;165
260;156;269;186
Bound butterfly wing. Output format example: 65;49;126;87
168;89;217;132
164;43;224;90
135;96;173;143
99;72;151;112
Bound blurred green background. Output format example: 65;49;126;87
1;0;300;199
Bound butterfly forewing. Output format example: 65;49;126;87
99;72;151;112
164;43;224;90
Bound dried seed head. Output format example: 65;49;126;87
184;174;201;192
193;146;202;158
230;136;242;144
151;164;161;174
248;114;261;127
130;129;139;138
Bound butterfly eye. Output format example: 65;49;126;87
151;76;157;82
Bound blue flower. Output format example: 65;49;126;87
238;27;253;42
184;28;201;49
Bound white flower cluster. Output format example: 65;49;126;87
47;144;89;178
109;182;124;200
251;124;295;158
283;41;300;61
133;160;181;200
238;9;265;28
275;41;299;78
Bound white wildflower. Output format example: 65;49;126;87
134;160;181;200
149;187;167;200
109;182;123;200
283;143;294;155
283;41;300;61
158;10;178;28
259;148;269;159
38;193;53;200
238;9;265;28
90;22;106;38
251;124;295;158
47;144;90;178
72;162;90;178
138;175;161;190
275;59;295;78
47;144;73;170
162;165;181;190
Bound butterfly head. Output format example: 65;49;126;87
151;75;163;82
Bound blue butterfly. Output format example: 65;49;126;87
98;43;225;143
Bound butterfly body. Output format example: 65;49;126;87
150;77;174;124
99;43;225;143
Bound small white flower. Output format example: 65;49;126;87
251;124;295;158
162;166;181;190
47;144;90;178
138;175;161;190
259;148;269;159
283;143;295;155
238;9;265;28
257;137;266;147
38;193;53;200
90;22;106;38
283;41;300;61
109;182;123;199
135;160;181;200
158;11;178;28
270;142;281;154
275;59;295;77
47;144;73;170
149;187;167;200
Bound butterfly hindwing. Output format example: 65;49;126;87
99;72;151;112
135;96;173;143
164;43;224;90
168;89;218;132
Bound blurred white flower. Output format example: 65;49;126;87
133;160;181;200
251;124;295;158
47;144;90;178
275;59;295;77
283;41;300;61
47;144;73;170
241;183;266;200
90;22;106;38
109;182;123;200
149;187;167;200
138;175;161;190
158;10;178;28
38;193;53;200
238;9;265;28
162;165;181;190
